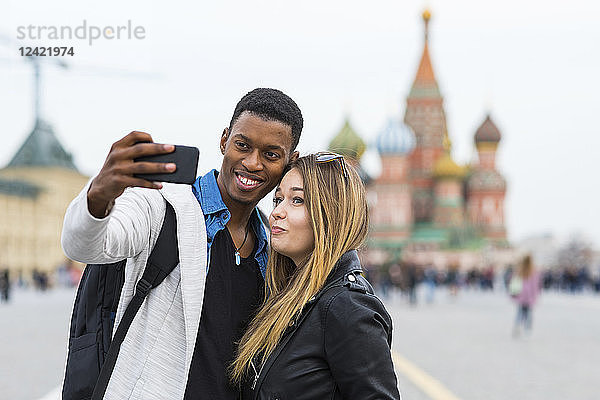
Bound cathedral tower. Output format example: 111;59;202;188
370;118;416;242
432;136;465;228
404;10;448;222
466;115;507;241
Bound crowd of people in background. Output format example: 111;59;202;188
363;258;600;305
0;261;82;303
1;256;599;306
539;266;600;292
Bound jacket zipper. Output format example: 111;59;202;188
249;272;361;396
250;360;265;390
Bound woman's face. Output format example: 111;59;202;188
270;168;315;266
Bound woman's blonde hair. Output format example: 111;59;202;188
519;254;534;278
230;153;369;385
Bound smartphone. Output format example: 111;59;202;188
134;145;199;185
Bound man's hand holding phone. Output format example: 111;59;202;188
87;131;182;219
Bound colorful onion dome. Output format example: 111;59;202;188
475;115;502;143
328;118;366;160
375;118;416;155
467;169;507;191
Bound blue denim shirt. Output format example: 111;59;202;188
191;169;268;278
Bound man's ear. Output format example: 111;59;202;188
289;151;299;163
220;128;229;155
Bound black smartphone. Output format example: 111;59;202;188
134;145;199;185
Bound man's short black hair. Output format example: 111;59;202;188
229;88;303;151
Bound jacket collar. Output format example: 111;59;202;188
192;169;228;215
323;250;363;287
192;169;269;275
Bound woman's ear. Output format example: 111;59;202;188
289;151;299;163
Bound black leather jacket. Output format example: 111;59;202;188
243;250;401;400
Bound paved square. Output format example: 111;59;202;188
386;287;600;400
1;286;598;399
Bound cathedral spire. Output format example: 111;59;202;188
409;9;440;99
404;9;449;223
423;9;431;41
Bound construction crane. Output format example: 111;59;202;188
1;33;69;124
0;32;162;125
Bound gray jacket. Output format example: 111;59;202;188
61;181;207;400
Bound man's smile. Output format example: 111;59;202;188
235;171;264;191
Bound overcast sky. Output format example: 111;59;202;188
1;0;599;246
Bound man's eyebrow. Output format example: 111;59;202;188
264;144;285;151
232;133;252;143
233;133;285;152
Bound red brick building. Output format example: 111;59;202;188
329;10;510;269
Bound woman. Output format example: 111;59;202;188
231;153;401;399
511;254;541;337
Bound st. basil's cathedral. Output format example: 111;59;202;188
328;10;513;269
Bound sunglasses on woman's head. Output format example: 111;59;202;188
315;152;349;180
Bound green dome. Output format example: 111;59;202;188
328;118;366;160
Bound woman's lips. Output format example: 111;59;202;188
271;226;285;234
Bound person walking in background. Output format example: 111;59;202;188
0;269;10;303
447;262;460;298
388;262;403;300
405;262;418;306
511;255;541;338
424;264;437;304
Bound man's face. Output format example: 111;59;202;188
218;111;298;206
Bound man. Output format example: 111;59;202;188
61;88;302;399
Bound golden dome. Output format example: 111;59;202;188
433;153;465;179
